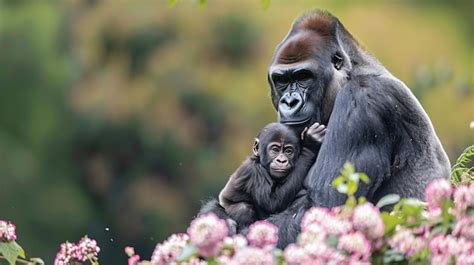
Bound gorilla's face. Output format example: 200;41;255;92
268;30;349;128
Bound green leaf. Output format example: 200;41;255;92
326;235;339;248
347;180;357;195
0;242;24;265
332;176;345;188
376;194;401;209
359;173;370;184
345;196;357;208
450;145;474;185
430;225;447;237
467;207;474;216
177;244;197;261
340;162;355;177
198;0;207;6
381;212;401;235
383;249;406;263
167;0;178;7
30;258;45;265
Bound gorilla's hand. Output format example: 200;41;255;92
301;122;326;152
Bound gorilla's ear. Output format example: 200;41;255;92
252;138;260;157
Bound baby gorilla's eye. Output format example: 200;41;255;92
271;146;280;153
284;148;294;156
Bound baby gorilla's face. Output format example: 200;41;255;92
266;141;296;178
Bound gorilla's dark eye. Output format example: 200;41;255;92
332;53;344;70
284;148;294;156
294;70;313;83
272;73;290;85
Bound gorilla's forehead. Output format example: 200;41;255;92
275;31;330;65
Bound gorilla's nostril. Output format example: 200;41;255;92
281;95;300;108
288;97;299;108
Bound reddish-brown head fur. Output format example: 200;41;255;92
275;11;338;65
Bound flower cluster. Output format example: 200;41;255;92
151;233;190;264
388;179;474;264
246;220;278;249
130;179;473;265
186;213;229;257
54;236;100;265
127;214;279;265
287;202;381;264
0;220;17;242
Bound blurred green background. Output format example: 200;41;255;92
0;0;472;263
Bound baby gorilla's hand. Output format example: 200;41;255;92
301;123;326;151
305;122;326;143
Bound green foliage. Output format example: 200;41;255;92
332;162;370;208
178;245;197;262
451;145;474;185
0;242;24;265
376;194;401;209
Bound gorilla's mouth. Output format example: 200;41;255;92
280;116;312;126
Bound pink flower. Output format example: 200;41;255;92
0;220;17;241
221;235;248;256
324;215;352;236
247;221;278;249
302;241;331;260
298;222;326;245
453;184;474;215
453;216;474;240
151;233;189;264
457;252;474;265
75;236;100;262
425;178;452;211
128;255;140;265
431;254;451;265
428;234;464;257
187;213;228;257
300;207;352;236
54;242;77;265
230;247;273;265
352;203;384;239
284;244;313;265
300;207;331;231
124;246;135;257
54;236;100;265
337;232;371;261
388;226;424;258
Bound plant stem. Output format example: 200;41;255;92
0;255;32;264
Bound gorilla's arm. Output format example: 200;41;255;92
306;76;392;207
218;159;260;227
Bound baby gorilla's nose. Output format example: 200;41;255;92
276;156;288;164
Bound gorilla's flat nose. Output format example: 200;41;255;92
276;157;287;164
279;92;303;116
281;95;299;108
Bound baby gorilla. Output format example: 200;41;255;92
218;122;325;232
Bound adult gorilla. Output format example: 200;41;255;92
266;10;450;246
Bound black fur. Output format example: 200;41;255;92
265;9;451;248
198;123;319;236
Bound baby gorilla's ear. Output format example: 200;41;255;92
252;138;260;157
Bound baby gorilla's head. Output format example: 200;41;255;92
252;123;300;179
